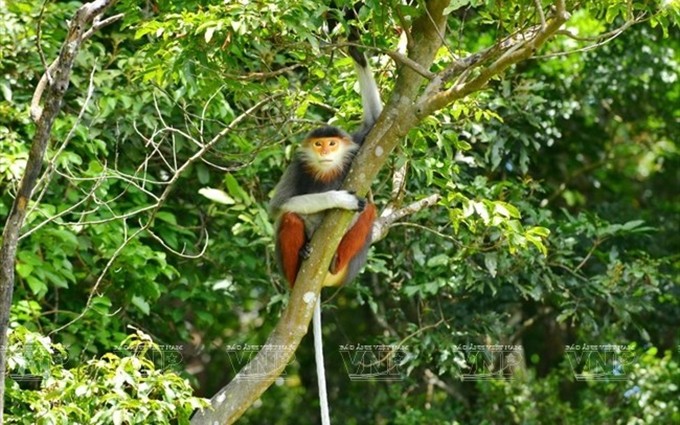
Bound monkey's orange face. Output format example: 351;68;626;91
302;136;358;179
310;137;343;157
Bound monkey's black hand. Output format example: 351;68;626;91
347;191;367;212
300;243;312;260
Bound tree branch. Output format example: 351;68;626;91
537;13;647;59
49;96;275;336
333;42;436;79
30;12;124;121
0;0;118;420
372;194;441;242
191;0;645;422
418;0;570;118
191;2;452;424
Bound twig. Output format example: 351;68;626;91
49;95;276;335
332;42;436;79
391;160;408;201
422;0;451;55
395;5;415;51
536;14;647;59
418;0;571;117
30;13;124;121
534;0;547;29
574;238;605;272
19;173;106;240
36;1;50;82
145;226;210;259
0;1;119;420
26;63;99;221
424;369;470;407
58;204;158;226
221;64;303;81
372;194;441;241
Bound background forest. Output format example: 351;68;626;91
1;0;679;424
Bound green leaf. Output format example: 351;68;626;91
494;201;521;219
526;234;548;256
453;138;472;151
0;80;12;101
224;173;250;205
403;285;421;298
156;211;177;225
44;270;69;289
526;226;551;238
26;276;47;296
198;187;236;205
16;263;34;278
620;220;644;231
131;296;151;315
472;201;490;224
91;296;112;315
204;26;216;43
427;254;449;268
444;0;472;14
196;163;210;184
484;253;498;277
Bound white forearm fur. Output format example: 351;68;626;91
279;190;360;215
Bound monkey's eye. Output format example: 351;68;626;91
329;140;337;146
314;140;322;147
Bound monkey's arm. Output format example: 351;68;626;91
278;190;365;215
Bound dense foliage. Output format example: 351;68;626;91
1;0;678;423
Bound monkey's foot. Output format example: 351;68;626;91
300;243;312;260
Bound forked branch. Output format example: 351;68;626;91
0;1;119;420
